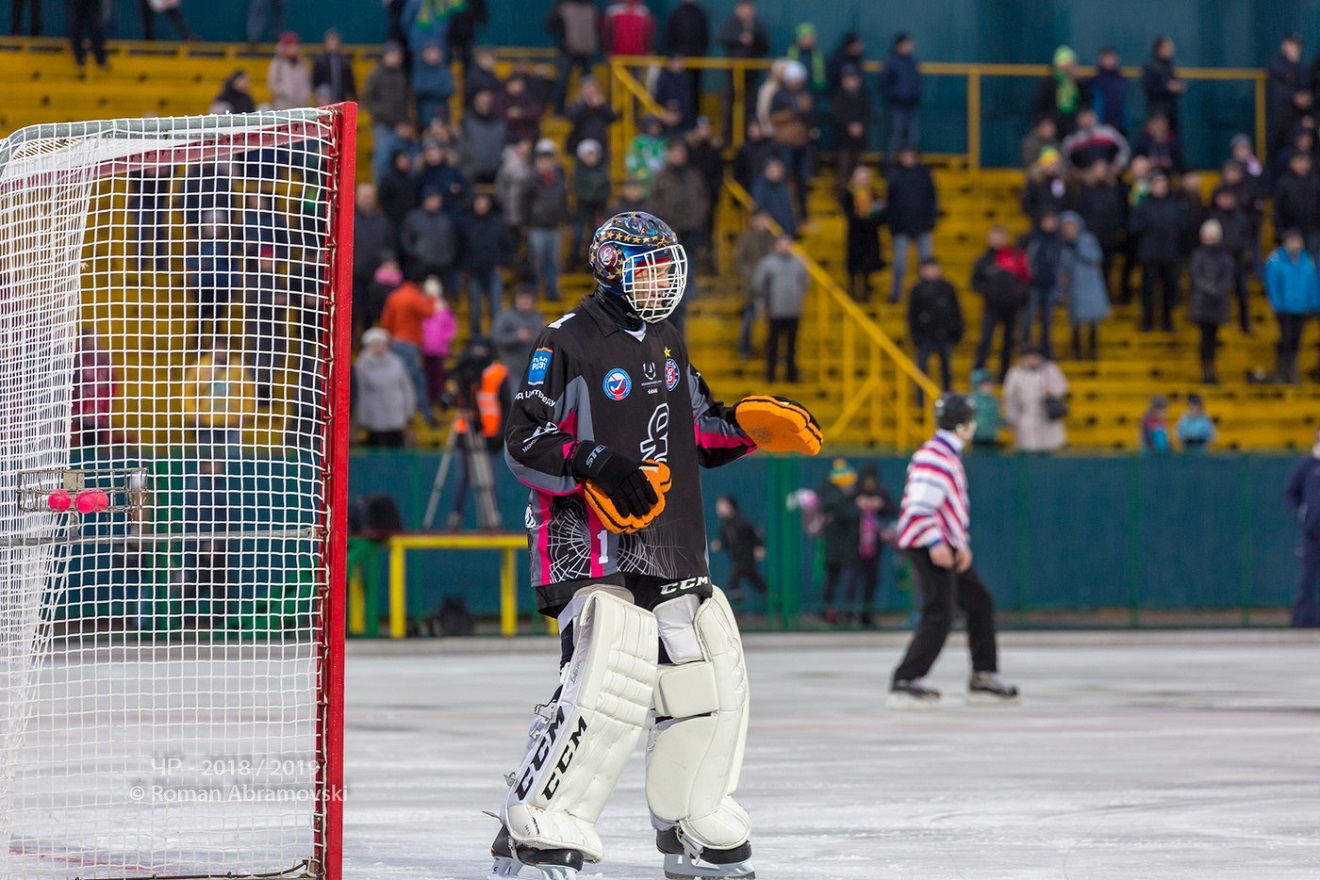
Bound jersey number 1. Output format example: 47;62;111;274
596;529;609;565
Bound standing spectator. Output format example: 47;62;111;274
72;326;116;448
546;0;600;114
458;89;507;184
500;68;545;146
1019;211;1062;359
1087;48;1129;134
571;139;611;261
245;0;283;44
654;55;698;133
1142;36;1186;136
1189;218;1234;385
1129;172;1182;332
1272;151;1320;255
733;208;775;359
400;188;458;286
786;22;827;94
139;0;197;41
352;183;396;336
1177;173;1206;267
495;139;533;229
880;32;922;158
971;225;1030;382
214;69;257;114
412;42;455;127
182;338;257;451
490;285;543;391
826;32;866;96
1268;34;1309;141
379;273;442;428
831;66;873;197
521;143;570;302
419;286;457;408
1132;114;1184;175
1069;160;1126;285
353;328;416;448
664;0;709;113
363;43;412;182
1020;116;1059;169
187;211;237;343
565;77;619;157
463;46;503;108
817;459;860;624
1060;106;1130;175
969;369;1003;448
1176;393;1216;452
11;0;40;35
68;0;109;68
715;0;770;135
750;156;796;238
607;175;652;215
1207;184;1253;334
1117;154;1153;303
1139;394;1172;454
1265;228;1320;384
1032;46;1086;137
266;32;311;110
1284;432;1320;627
907;256;964;392
415;139;469;221
402;0;463;57
710;496;768;604
753;233;808;383
887;393;1020;706
841;164;886;302
602;0;655;57
768;60;816;222
732;118;776;189
459;191;512;334
378;150;419;232
1058;211;1110;361
848;467;896;626
649;139;707;324
1020;146;1069;222
685;116;725;272
446;0;486;73
311;28;356;103
365;256;404;331
1003;343;1068;453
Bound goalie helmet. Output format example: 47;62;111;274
934;392;977;431
588;212;689;324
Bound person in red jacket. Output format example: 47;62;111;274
602;0;655;56
971;225;1032;383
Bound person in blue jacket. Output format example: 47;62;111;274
1264;228;1320;384
880;32;922;160
1284;429;1320;627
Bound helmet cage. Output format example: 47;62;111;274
620;242;688;324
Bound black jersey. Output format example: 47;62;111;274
504;294;755;610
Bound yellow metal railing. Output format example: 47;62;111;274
609;56;1268;170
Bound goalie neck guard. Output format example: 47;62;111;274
588;212;689;325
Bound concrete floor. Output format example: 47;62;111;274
342;629;1320;880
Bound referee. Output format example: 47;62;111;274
887;393;1020;708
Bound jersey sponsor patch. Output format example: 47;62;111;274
527;347;553;386
603;368;632;401
665;358;680;391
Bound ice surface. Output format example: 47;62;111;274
343;630;1320;880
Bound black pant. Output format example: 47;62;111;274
68;0;108;66
1233;261;1251;332
726;560;768;597
822;561;849;609
766;316;799;382
11;0;40;34
915;337;953;391
1278;312;1305;356
139;0;192;40
973;305;1018;383
1198;321;1219;368
1071;322;1099;360
846;551;883;611
891;547;999;685
364;430;405;447
1140;259;1179;331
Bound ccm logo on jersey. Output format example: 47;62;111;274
603;368;632;401
514;704;589;801
527;348;553;386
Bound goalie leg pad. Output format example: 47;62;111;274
646;588;752;852
503;589;659;862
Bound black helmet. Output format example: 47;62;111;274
934;392;977;431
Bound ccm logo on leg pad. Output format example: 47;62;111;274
516;708;590;801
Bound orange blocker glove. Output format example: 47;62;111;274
571;443;673;534
734;395;823;455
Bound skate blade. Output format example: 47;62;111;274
886;692;941;710
664;852;755;879
965;690;1021;707
489;861;577;880
488;856;524;879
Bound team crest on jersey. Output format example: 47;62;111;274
603;368;632;400
665;358;680;391
527;347;553;386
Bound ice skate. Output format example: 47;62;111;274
488;824;582;880
657;828;755;879
886;678;941;709
967;670;1020;706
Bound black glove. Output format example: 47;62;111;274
570;443;659;518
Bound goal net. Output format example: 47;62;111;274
0;106;354;880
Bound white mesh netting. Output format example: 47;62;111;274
0;108;349;880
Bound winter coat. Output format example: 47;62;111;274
831;87;872;150
664;1;709;57
214;79;257;114
460;111;508;181
566;100;619;156
1177;192;1206;257
1086;68;1128;132
463;66;503;108
421;306;457;357
1285;453;1320;537
573;158;612;209
495;148;531;227
751;251;808;319
1133;132;1184;174
312;51;358;103
1188;244;1235;326
546;0;600;56
715;512;763;566
842;191;886;276
378;166;419;230
353;210;397;278
880;51;921;107
1070;180;1126;251
602;1;656;55
1272;171;1320;236
1003;360;1068;452
1020;227;1061;293
971;247;1030;313
416;160;470;217
884;163;937;235
1265;247;1320;315
1142;55;1181;130
491;305;543;367
750;175;796;238
522;167;571;229
1129;194;1182;263
1031;73;1087;135
768;86;814;150
363;63;412;127
818;482;860;566
412;56;455;104
1268;49;1311;115
733;227;776;296
267;56;312;110
907;279;964;344
354;349;416;432
183;355;258;428
1058;219;1111;324
1060;123;1130;172
380;281;438;347
732;134;777;190
1020;172;1069;222
400;207;458;271
499;85;544;145
714;14;770;59
654;68;697;131
459;211;513;275
1208;203;1252;261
